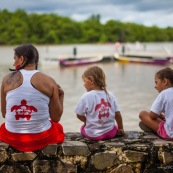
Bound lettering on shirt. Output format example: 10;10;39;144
11;99;38;120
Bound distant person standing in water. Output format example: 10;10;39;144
75;66;126;140
0;44;64;151
139;67;173;139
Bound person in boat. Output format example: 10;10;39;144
0;44;64;152
75;66;126;140
139;67;173;139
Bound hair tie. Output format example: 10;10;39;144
9;65;22;71
15;65;21;70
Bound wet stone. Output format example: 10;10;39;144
62;141;90;156
0;165;31;173
11;152;37;161
41;144;58;156
143;134;160;140
153;139;173;147
162;151;173;164
110;164;134;173
91;151;118;170
0;150;8;163
0;142;9;150
0;131;173;172
124;150;148;162
32;160;77;173
126;131;142;139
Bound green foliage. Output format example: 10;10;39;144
0;9;172;45
81;16;103;43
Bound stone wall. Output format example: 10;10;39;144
1;131;173;173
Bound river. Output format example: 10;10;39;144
0;42;173;132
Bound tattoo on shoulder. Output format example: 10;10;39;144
6;71;22;86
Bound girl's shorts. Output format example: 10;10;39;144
81;125;118;140
157;121;171;139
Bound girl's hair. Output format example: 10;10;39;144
83;66;110;100
9;44;39;71
156;67;173;85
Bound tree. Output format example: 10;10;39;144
0;9;172;45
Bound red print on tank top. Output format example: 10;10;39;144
95;98;111;125
11;99;38;120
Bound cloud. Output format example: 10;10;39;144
0;0;173;28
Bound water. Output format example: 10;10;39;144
0;43;173;132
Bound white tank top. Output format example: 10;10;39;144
5;69;51;133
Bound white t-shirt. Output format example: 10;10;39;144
75;90;120;137
151;87;173;138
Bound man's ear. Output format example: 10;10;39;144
19;56;25;65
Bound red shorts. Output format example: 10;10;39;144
0;120;64;152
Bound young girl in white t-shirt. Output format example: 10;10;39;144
75;66;126;140
139;67;173;139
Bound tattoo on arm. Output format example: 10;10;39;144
6;71;22;87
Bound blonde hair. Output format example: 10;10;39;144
83;66;110;100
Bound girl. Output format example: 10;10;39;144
75;66;126;140
139;67;173;139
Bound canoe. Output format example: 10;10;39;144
59;57;102;67
116;54;173;66
59;55;116;67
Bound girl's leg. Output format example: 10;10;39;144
139;111;161;133
139;121;153;132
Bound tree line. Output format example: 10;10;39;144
0;9;173;45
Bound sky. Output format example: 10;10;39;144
0;0;173;28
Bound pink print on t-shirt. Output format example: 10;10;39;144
95;98;111;125
11;99;38;120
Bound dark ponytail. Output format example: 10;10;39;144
9;44;39;71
